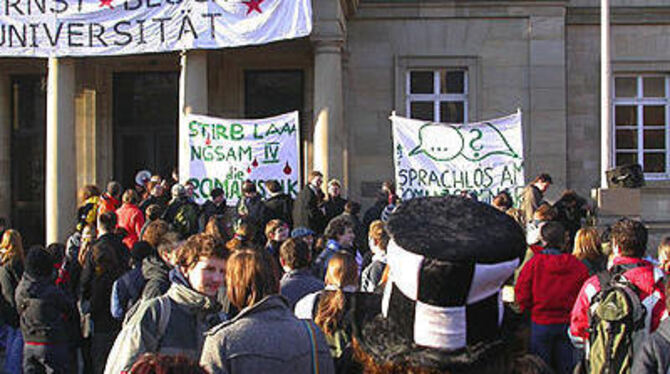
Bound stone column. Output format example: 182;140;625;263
0;73;10;221
313;40;344;184
179;50;208;182
46;58;77;244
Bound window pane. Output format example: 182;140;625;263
644;129;665;150
615;105;637;127
643;77;665;98
440;101;464;123
410;71;434;94
616;152;637;166
441;71;465;94
644;153;665;173
615;129;637;149
615;77;637;98
410;101;435;121
643;106;665;127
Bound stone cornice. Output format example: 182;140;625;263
567;6;670;25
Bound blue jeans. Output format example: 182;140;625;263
3;326;24;374
530;322;576;374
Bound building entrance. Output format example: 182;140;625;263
113;72;179;189
10;75;46;246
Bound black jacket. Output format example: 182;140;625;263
199;200;227;232
79;233;128;333
141;255;172;299
0;258;23;327
264;194;294;227
292;186;326;234
632;319;670;374
15;272;76;344
324;196;347;224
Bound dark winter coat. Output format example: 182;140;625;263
280;269;324;309
111;265;146;320
200;295;335;374
293;186;326;234
324;196;347;224
632;318;670;374
264;193;294;227
79;233;128;333
15;272;76;344
0;258;24;327
141;255;172;299
198;200;227;232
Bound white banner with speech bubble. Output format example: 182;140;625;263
180;111;301;206
392;111;524;204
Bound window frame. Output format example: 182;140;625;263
405;69;469;124
612;74;670;180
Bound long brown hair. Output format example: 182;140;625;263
226;249;278;310
572;227;602;261
315;251;358;335
0;229;24;265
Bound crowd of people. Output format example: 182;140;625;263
0;169;669;374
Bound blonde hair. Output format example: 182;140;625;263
572;227;602;262
0;229;24;265
368;220;389;252
315;251;358;335
657;237;670;271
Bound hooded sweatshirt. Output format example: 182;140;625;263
515;248;589;324
141;256;172;299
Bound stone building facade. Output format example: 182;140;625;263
0;0;668;247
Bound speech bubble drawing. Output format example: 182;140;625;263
460;122;521;162
408;123;465;161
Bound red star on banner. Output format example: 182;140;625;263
99;0;114;9
243;0;264;15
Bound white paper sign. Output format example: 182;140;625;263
392;111;525;204
180;111;301;205
0;0;312;57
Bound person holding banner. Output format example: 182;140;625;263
293;171;327;235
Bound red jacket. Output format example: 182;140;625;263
116;203;145;249
98;193;121;216
569;256;666;346
515;248;589;325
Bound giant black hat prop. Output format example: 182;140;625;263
354;196;526;370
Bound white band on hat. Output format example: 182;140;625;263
414;302;467;350
466;259;520;304
386;239;423;300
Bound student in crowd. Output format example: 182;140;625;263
140;204;164;240
295;251;359;373
142;231;180;299
128;353;208;374
265;219;290;264
139;183;167;214
656;236;670;274
313;217;356;279
16;246;78;373
572;227;607;276
520;173;552;225
225;219;257;252
105;234;227;374
515;222;589;374
570;219;666;357
360;220;389;293
0;229;25;373
199;188;227;233
236;180;268;243
279;238;324;309
526;203;557;247
79;212;129;374
263;179;294;227
632;279;670;373
76;185;101;233
200;249;334;374
111;241;154;320
293;171;327;235
328;201;368;259
324;179;347;224
99;181;123;216
291;227;316;257
204;215;230;244
117;189;146;249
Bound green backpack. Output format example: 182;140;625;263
173;203;199;238
583;264;648;374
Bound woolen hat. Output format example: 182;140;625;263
354;196;526;370
291;227;315;239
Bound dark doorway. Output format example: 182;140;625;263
244;70;305;178
10;75;46;246
113;72;179;189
